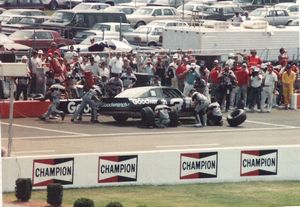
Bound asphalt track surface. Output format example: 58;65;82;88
1;109;300;156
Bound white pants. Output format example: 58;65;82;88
183;82;194;96
260;86;274;111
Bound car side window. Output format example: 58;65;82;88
32;0;40;4
153;9;162;16
223;7;233;14
268;10;276;16
162;88;183;98
35;32;52;40
7;0;17;5
276;10;286;16
163;9;173;16
19;0;30;4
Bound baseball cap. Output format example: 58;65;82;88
38;50;43;54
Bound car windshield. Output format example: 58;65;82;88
204;7;220;14
9;31;33;40
134;26;151;33
177;4;195;11
134;8;153;15
50;11;74;23
233;0;253;4
250;9;267;17
116;87;150;98
75;31;96;39
80;36;104;44
19;18;36;25
117;24;134;32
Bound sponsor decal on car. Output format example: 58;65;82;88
101;103;130;108
240;149;278;176
98;155;138;183
58;100;92;114
32;158;74;186
180;152;218;179
131;98;158;105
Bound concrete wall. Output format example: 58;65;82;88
3;146;300;192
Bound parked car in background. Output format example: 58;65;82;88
9;29;75;51
1;16;50;35
0;0;44;9
274;3;299;16
0;9;46;17
147;19;188;27
0;33;32;61
73;22;133;43
249;8;297;26
104;5;136;14
147;0;183;8
123;25;163;46
177;1;210;18
127;6;179;28
72;2;110;10
42;10;128;38
198;4;244;21
287;18;298;26
120;0;149;8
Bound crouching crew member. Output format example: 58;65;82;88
154;99;171;128
190;89;210;127
71;85;102;123
207;96;223;126
40;80;65;121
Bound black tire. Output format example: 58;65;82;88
141;106;155;127
227;109;247;127
135;21;145;28
148;42;157;47
49;0;58;10
113;115;128;123
169;110;179;127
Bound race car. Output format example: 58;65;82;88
98;86;194;125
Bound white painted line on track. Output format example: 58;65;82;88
0;122;90;136
244;120;297;128
2;126;300;141
156;143;220;148
13;150;56;154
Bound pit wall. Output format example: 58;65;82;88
2;146;300;192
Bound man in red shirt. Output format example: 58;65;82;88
208;60;221;100
235;63;249;107
247;49;262;72
47;42;61;57
176;58;189;92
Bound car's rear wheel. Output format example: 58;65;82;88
113;115;128;123
135;21;145;28
141;106;155;127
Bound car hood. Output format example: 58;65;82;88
3;43;31;51
127;14;150;20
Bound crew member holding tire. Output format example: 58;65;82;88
207;97;223;126
154;99;171;128
190;89;210;127
71;85;102;123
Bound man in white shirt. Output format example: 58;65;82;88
109;53;123;77
260;63;278;112
85;56;99;76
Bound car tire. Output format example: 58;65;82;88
113;115;128;123
169;110;179;127
141;106;155;127
227;109;247;127
148;42;157;47
49;0;58;10
135;21;145;28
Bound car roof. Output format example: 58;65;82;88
116;86;179;97
15;29;57;32
77;2;109;5
57;9;124;14
94;22;130;25
138;6;175;9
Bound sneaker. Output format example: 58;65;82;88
194;123;203;127
61;113;65;121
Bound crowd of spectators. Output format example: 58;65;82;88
0;43;299;112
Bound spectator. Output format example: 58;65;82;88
282;64;296;109
235;63;249;108
218;64;237;112
28;50;40;94
260;63;278;112
142;58;155;85
85;56;99;76
154;57;166;86
183;63;200;96
15;56;31;100
176;58;189;92
106;75;123;97
121;67;137;90
249;67;263;112
65;45;77;63
209;60;221;101
47;42;61;57
109;53;124;77
98;58;110;83
247;49;262;70
243;11;250;21
232;12;243;26
278;48;289;67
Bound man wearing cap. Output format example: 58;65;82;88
47;42;61;57
109;53;123;77
28;50;40;94
235;63;249;108
142;58;155;85
85;56;99;77
278;48;289;67
121;67;137;90
260;63;278;112
249;66;263;112
209;60;221;100
282;64;296;109
183;63;200;96
247;49;262;70
176;58;189;92
15;56;31;100
98;58;110;83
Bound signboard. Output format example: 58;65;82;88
180;152;218;179
240;149;278;176
98;155;138;183
32;158;74;186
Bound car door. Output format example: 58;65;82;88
152;8;163;21
276;10;289;25
266;10;276;25
223;7;234;20
163;8;177;20
33;31;54;50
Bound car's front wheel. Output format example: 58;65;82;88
135;21;145;28
113;115;128;123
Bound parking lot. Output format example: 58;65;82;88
1;109;300;156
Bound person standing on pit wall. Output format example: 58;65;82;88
260;63;278;112
71;85;102;123
282;64;296;109
247;49;262;72
278;48;289;67
154;99;171;128
40;80;65;121
190;88;210;127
